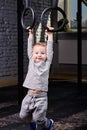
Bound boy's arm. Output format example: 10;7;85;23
46;28;54;63
27;30;34;59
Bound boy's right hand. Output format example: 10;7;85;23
28;29;34;38
29;29;33;35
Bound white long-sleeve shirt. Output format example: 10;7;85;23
23;37;53;92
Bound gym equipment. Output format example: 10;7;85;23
41;7;67;32
21;0;67;32
21;0;35;30
82;0;87;6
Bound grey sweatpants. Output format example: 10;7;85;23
19;91;49;127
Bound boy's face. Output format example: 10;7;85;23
32;45;47;62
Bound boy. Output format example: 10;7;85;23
19;27;54;130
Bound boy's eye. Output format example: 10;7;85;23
41;52;45;54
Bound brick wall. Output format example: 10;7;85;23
0;0;51;87
0;0;18;87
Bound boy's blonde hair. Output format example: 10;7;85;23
32;42;47;48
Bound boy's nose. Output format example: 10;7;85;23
38;53;41;56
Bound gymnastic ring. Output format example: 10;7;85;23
82;0;87;6
41;7;67;32
21;7;35;30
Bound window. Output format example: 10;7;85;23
70;0;87;31
58;0;87;31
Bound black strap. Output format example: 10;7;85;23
25;0;31;8
52;0;59;8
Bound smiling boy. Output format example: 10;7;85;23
19;27;54;130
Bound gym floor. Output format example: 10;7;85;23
0;81;87;130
